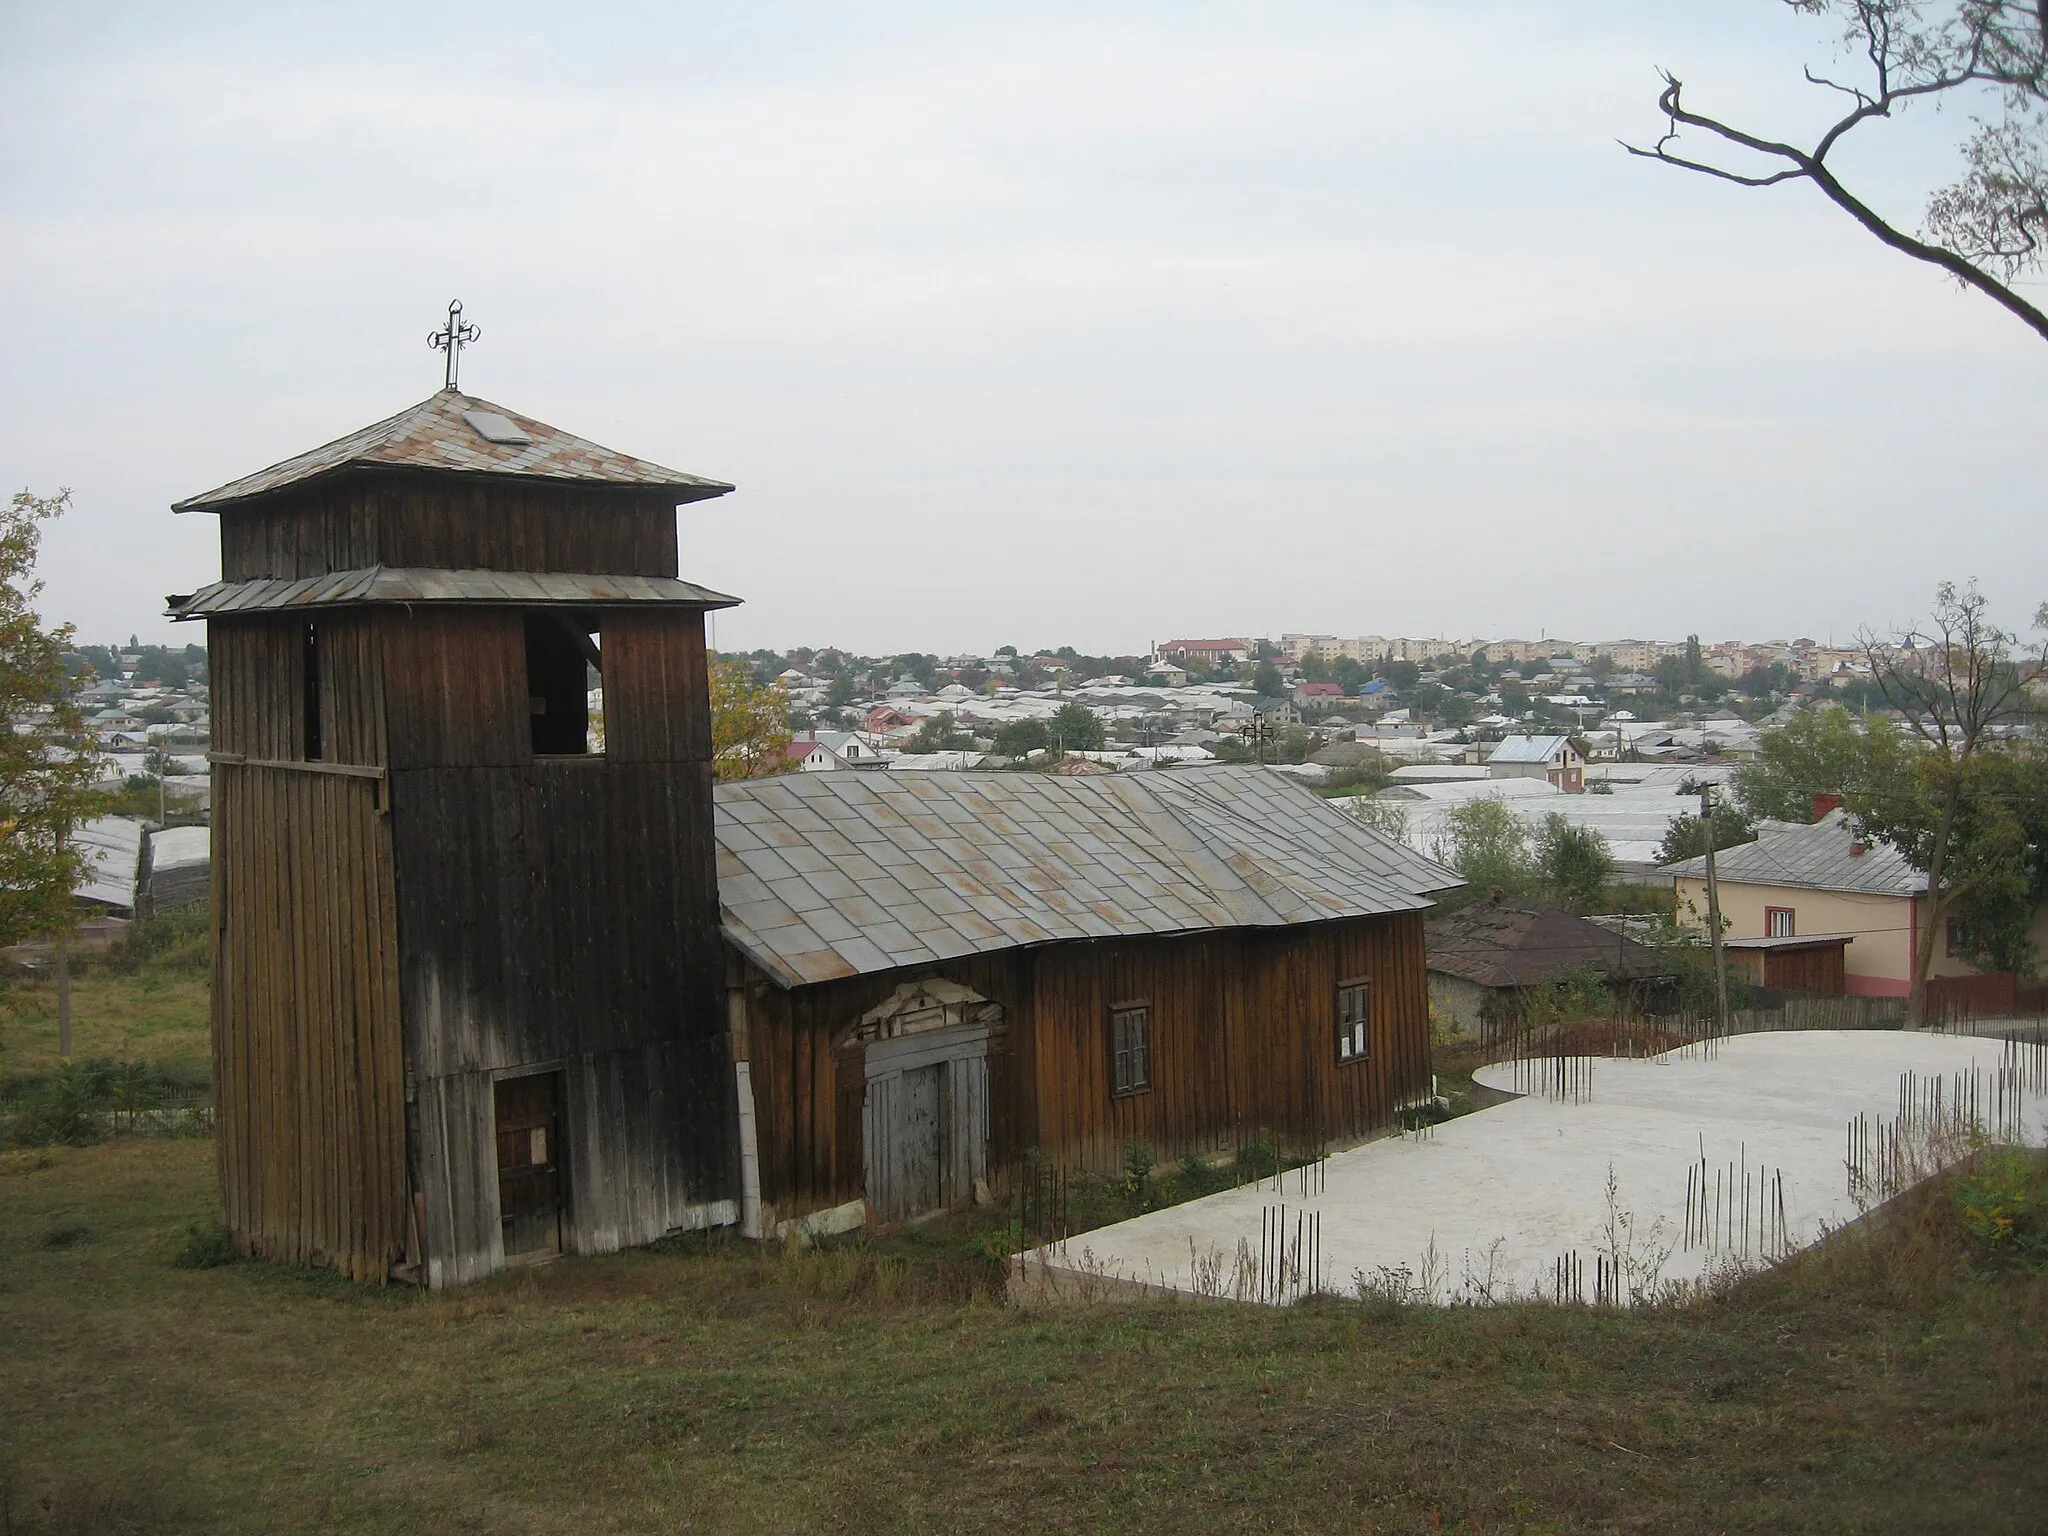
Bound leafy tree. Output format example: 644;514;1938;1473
1734;703;1913;822
1856;583;2048;1019
1251;661;1285;700
905;711;974;753
0;491;108;954
1534;814;1616;913
1737;663;1791;699
1659;806;1759;866
1932;748;2048;974
1050;701;1106;753
1344;795;1412;841
1431;797;1537;897
1378;659;1421;690
709;655;794;781
1629;1;2048;344
994;719;1051;757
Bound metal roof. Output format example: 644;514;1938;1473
167;565;740;620
715;764;1461;989
1486;734;1574;765
1722;933;1856;951
1663;810;1923;897
74;816;144;911
172;389;735;511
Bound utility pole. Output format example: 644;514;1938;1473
1700;782;1730;1037
56;931;71;1059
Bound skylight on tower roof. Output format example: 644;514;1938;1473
462;410;531;445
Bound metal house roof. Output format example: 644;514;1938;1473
172;389;735;512
1663;810;1924;898
715;763;1461;989
1485;734;1574;765
167;565;740;620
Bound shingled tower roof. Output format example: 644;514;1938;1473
173;388;735;512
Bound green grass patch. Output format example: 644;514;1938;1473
4;1139;2047;1533
0;969;211;1083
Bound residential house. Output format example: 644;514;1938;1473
1423;896;1670;1040
1486;734;1586;791
1665;808;2048;999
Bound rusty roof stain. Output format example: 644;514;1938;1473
717;765;1460;989
173;388;735;512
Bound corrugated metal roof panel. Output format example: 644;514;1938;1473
168;566;739;619
717;764;1462;989
173;389;734;510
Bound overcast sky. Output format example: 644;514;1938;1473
3;1;2044;656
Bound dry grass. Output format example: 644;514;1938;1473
3;1139;2047;1534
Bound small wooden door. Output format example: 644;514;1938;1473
863;1024;989;1223
495;1073;564;1259
897;1064;945;1215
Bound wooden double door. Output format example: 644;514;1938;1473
862;1024;989;1223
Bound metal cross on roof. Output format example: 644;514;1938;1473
428;300;481;390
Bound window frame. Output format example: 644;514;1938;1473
1764;906;1796;939
1109;999;1152;1099
1336;976;1371;1065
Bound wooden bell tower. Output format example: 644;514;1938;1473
171;375;741;1285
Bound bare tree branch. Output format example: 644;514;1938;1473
1626;0;2048;344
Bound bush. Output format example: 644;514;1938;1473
1955;1150;2048;1275
6;1058;115;1147
100;909;211;976
172;1222;238;1270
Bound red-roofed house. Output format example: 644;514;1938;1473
1154;638;1251;666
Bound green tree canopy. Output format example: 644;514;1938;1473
1533;814;1615;914
1733;704;1913;823
1050;701;1105;753
993;719;1050;757
0;491;109;950
906;711;974;753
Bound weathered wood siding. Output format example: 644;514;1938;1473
378;605;734;1284
217;473;684;582
739;912;1432;1224
209;613;407;1283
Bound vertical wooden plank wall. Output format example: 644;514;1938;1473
380;605;735;1281
210;615;407;1282
741;912;1435;1223
218;478;682;582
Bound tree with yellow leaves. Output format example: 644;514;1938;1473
0;490;107;947
709;654;796;781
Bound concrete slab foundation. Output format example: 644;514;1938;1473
1014;1031;2048;1307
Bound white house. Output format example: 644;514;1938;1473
1485;734;1585;792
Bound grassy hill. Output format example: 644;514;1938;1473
2;1135;2044;1535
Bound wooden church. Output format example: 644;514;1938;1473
170;325;742;1286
